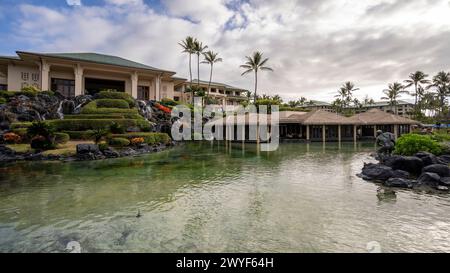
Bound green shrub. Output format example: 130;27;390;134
10;122;33;129
49;119;151;131
430;131;450;142
96;91;135;107
0;97;6;104
111;132;171;145
27;121;55;138
81;101;139;115
110;122;125;134
395;133;442;156
64;114;126;120
54;132;70;144
108;137;130;147
98;142;109;151
160;98;179;107
95;99;130;109
11;128;28;139
39;91;55;96
89;128;110;144
63;130;94;140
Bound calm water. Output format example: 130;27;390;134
1;142;450;253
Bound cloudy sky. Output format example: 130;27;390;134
0;0;449;102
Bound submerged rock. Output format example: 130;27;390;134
423;164;450;177
76;144;100;154
415;152;439;167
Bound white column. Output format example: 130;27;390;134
394;124;398;139
306;125;310;141
353;125;357;142
131;72;138;99
338;125;341;142
155;75;161;101
322;125;326;142
74;64;83;96
40;61;50;91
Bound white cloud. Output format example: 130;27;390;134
66;0;82;6
12;0;450;102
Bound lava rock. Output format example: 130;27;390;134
384;155;423;175
440;177;450;186
417;172;441;187
438;155;450;164
384;178;416;188
391;170;410;179
102;147;120;158
119;148;137;157
436;186;449;191
76;144;99;155
360;163;394;181
423;164;450;177
415;152;439;167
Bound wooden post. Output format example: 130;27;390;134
394;124;398;139
322;125;326;142
306;125;310;141
373;125;377;138
338;125;341;143
353;125;357;142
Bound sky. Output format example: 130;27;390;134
0;0;449;102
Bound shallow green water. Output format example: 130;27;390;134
1;142;450;253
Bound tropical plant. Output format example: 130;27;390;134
90;127;110;144
3;132;21;144
27;121;55;138
395;134;442;156
192;40;208;87
240;51;273;103
109;122;125;134
202;50;223;100
381;82;408;115
335;82;359;111
404;71;429;113
362;95;375;106
427;71;450;116
179;36;196;87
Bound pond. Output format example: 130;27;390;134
0;142;449;253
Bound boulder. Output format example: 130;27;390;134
440;177;450;186
384;156;423;175
76;144;99;155
391;170;410;179
417;172;441;188
102;147;120;158
438;155;450;164
384;178;416;188
415;152;439;167
360;163;394;181
436;186;449;192
422;164;450;177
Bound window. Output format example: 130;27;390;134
174;96;180;101
138;86;150;100
32;73;39;81
0;84;7;91
21;72;29;81
235;92;240;96
51;78;75;98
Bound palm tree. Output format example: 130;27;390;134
428;71;450;116
404;71;430;113
381;82;408;115
178;36;196;86
363;95;375;106
192;40;208;87
335;82;359;109
201;50;222;99
240;51;273;103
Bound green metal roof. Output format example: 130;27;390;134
16;51;174;73
365;100;412;107
192;79;248;91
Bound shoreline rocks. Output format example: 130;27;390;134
0;142;177;164
360;152;450;193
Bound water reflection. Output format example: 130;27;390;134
0;142;450;252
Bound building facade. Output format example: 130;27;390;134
0;51;249;107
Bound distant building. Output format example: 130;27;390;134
353;100;414;118
301;100;334;112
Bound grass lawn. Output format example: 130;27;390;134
7;141;94;156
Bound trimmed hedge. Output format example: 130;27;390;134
81;101;139;115
96;91;135;107
395;133;442;156
110;132;171;145
54;132;70;144
0;97;6;104
0;90;38;98
49;119;152;131
63;130;94;140
95;99;130;109
10;122;33;129
109;137;130;147
64;114;126;120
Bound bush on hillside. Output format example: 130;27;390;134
10;122;32;129
108;137;130;147
95;99;130;109
109;122;125;134
64;114;126;120
0;97;6;104
160;98;179;107
110;132;171;145
81;101;139;115
49;119;151;131
63;130;94;140
3;132;21;144
395;133;442;156
96;91;135;107
54;132;70;144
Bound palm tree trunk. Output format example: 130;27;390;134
414;83;418;113
197;53;200;87
254;70;258;103
207;64;213;104
189;54;192;86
